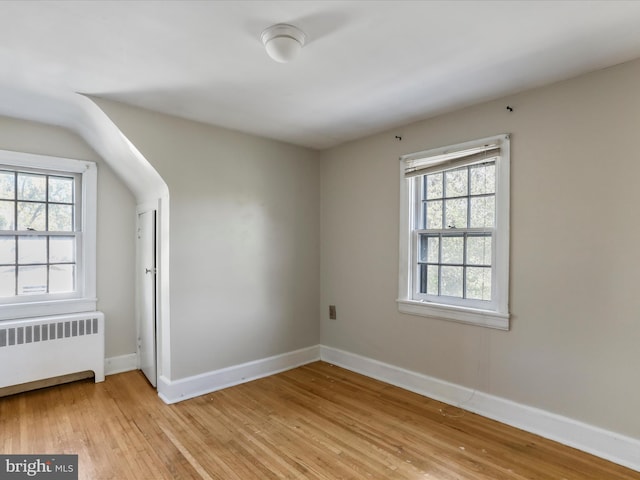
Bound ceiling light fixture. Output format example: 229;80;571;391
261;23;306;63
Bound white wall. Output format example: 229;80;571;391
320;58;640;439
93;100;321;380
0;116;137;358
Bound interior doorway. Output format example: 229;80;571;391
137;209;157;387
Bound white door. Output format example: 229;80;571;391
137;210;157;387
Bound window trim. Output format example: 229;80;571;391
0;150;97;320
397;134;510;330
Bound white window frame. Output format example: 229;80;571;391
0;150;97;320
397;134;510;330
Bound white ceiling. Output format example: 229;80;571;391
2;1;640;150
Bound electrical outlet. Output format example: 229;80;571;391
329;305;337;320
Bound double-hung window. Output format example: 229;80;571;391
398;134;510;329
0;150;97;321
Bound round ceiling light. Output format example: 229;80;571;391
261;24;306;63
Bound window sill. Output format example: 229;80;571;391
397;299;509;330
0;298;98;321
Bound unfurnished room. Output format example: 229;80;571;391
0;1;639;479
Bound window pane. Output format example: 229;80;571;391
426;265;439;295
467;267;492;300
419;235;440;263
470;196;495;228
441;236;463;264
0;237;15;264
420;264;439;295
18;236;47;264
17;173;46;201
441;266;463;297
0;200;15;230
444;198;467;229
50;264;74;293
48;176;74;203
426;200;443;229
18;202;46;231
419;235;427;262
48;204;73;231
0;171;14;199
50;237;75;263
467;236;492;265
419;264;427;293
427;236;439;263
0;266;15;297
17;265;47;295
470;163;495;195
445;168;468;198
425;173;443;199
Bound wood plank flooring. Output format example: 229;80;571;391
1;361;638;479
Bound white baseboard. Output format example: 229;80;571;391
104;353;138;376
319;345;640;473
157;345;320;404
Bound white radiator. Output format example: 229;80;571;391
0;312;105;389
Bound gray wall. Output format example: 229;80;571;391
94;101;321;379
0;116;137;359
5;56;638;442
320;58;640;439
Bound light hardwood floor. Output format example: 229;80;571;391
1;361;638;479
